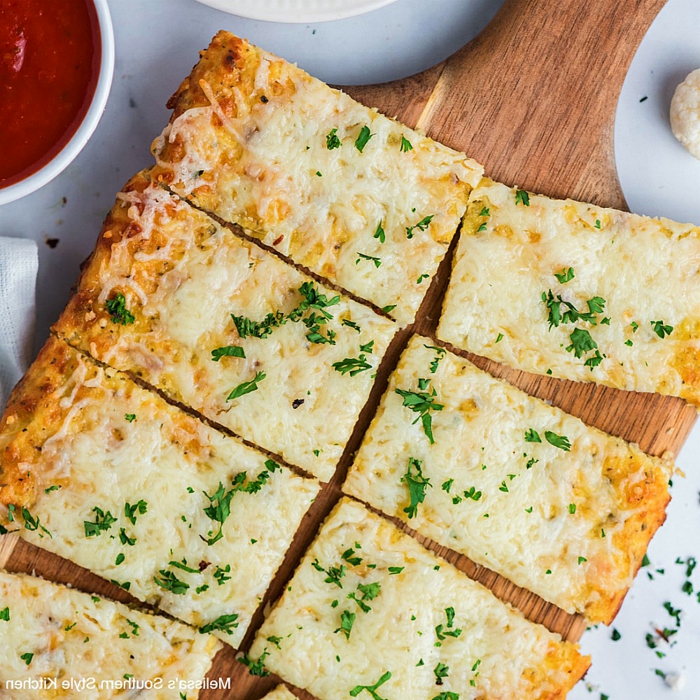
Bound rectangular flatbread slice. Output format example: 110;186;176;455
343;336;672;624
0;337;320;648
0;569;221;698
52;171;397;481
438;178;700;405
249;498;588;700
150;31;484;324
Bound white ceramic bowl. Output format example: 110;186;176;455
0;0;115;206
193;0;401;24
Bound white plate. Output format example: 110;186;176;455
615;0;700;226
193;0;401;23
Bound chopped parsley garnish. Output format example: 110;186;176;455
355;125;374;152
350;671;392;699
341;547;363;567
631;321;639;332
239;649;270;677
124;500;147;526
515;189;530;206
336;609;356;639
612;628;622;641
124;413;136;422
388;566;404;575
315;171;322;177
382;304;396;314
115;553;125;566
499;481;509;493
479;207;490;217
199;613;239;635
496;332;503;343
417;273;430;284
312;558;346;588
343;319;361;332
266;635;282;649
110;579;131;591
524;428;541;443
395;379;444;444
435;606;462;641
105;293;134;325
44;484;62;494
545;431;571;451
84;507;117;538
433;692;459;699
595;219;601;229
463;486;482;501
424;344;446;373
356;252;382;268
625;339;634;347
21;507;51;537
153;569;189;595
231;310;285;339
20;652;33;665
169;559;200;574
126;619;139;636
568;503;576;514
441;478;454;493
434;662;449;684
202;464;278;545
477;223;487;232
214;564;232;585
348;582;382;613
406;215;434;239
400;136;413;152
326;128;341;149
402;457;432;519
651;320;673;338
374;221;386;243
0;607;9;621
554;267;575;284
360;340;374;354
566;327;598;358
211;345;246;362
226;371;266;401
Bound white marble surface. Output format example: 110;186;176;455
0;1;698;698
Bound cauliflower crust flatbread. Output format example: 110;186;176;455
250;498;589;700
0;337;319;648
438;179;700;406
52;171;397;481
343;336;673;624
151;31;483;324
0;570;221;699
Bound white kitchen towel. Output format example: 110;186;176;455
0;237;38;410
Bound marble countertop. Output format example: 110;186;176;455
0;1;698;698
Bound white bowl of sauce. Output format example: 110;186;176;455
0;0;114;205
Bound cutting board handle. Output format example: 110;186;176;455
345;0;668;209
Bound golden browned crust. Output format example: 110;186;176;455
0;337;84;508
52;168;216;367
584;451;671;624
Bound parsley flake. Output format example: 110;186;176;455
226;371;266;401
350;671;392;699
402;457;432;519
84;507;117;538
326;128;341;150
400;136;413;152
515;189;530;206
406;215;434;239
374;221;386;243
199;613;239;635
524;428;541;443
395;379;444;444
545;431;571;451
651;320;673;338
105;293;134;325
554;267;575;284
357;252;382;268
335;609;356;639
211;345;246;362
355;125;374;152
332;354;372;377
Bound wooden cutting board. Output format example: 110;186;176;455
1;0;694;698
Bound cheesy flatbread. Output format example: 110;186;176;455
151;32;483;324
438;179;700;405
249;498;588;700
52;171;397;481
343;336;672;623
0;570;221;699
0;337;319;648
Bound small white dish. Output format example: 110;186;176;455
193;0;401;24
614;0;700;226
0;0;115;206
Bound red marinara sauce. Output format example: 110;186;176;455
0;0;99;186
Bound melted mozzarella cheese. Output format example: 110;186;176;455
152;32;483;324
343;336;672;623
439;179;700;406
0;570;221;699
1;339;319;648
250;498;587;700
54;178;398;481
